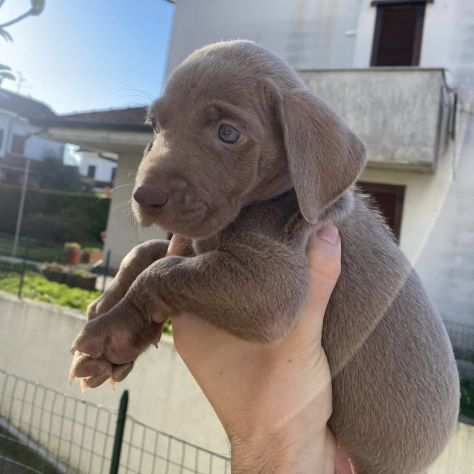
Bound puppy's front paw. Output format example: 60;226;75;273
69;352;135;390
69;351;113;389
87;283;125;321
72;299;164;366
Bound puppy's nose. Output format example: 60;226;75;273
133;185;169;210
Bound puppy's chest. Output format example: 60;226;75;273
192;191;309;255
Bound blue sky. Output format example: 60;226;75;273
0;0;175;114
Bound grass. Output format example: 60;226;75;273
0;271;99;313
0;267;172;334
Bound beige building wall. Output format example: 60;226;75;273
359;141;454;267
104;153;167;269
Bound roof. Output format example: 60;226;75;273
0;89;56;120
35;106;151;133
61;107;148;126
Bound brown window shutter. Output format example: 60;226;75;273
371;3;426;66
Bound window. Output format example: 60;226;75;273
371;1;430;66
0;129;4;150
358;182;405;242
87;165;96;179
11;134;27;155
111;167;117;183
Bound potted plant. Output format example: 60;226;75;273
82;247;103;265
64;242;81;266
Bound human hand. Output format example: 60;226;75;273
170;226;353;473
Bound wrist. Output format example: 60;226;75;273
230;425;335;474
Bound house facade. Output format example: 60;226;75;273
164;0;474;340
75;150;117;188
0;90;65;184
37;0;474;344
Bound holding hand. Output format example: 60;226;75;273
171;226;353;473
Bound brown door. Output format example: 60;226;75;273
358;182;405;242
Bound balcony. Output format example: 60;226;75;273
299;68;452;173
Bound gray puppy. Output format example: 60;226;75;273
70;41;459;473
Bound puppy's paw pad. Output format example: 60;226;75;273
70;353;112;379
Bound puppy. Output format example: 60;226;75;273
70;41;459;473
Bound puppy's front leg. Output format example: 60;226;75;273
71;242;308;371
71;238;197;388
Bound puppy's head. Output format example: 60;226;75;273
133;40;366;238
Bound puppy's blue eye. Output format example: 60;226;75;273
218;124;240;144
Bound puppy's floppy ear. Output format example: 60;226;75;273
269;82;367;223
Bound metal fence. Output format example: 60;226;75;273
0;370;231;474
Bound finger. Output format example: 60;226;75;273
293;225;341;343
306;225;341;310
167;234;191;257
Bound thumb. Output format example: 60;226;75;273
307;225;341;303
281;225;341;362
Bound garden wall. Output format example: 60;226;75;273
0;293;228;458
0;293;473;473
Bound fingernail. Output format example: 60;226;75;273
318;225;339;245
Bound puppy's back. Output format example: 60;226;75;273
325;193;459;473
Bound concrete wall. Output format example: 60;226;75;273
104;152;167;270
0;293;473;473
301;69;448;172
0;293;228;459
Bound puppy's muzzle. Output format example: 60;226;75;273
133;185;169;213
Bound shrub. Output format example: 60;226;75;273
0;184;110;245
22;214;67;243
461;378;474;420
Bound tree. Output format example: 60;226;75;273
0;63;15;85
0;0;45;42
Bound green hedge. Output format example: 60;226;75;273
0;185;110;245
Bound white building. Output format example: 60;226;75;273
38;0;474;342
75;149;117;187
0;89;64;170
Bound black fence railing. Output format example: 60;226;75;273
0;370;231;474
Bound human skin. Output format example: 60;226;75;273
170;225;354;474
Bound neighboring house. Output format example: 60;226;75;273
36;0;474;345
0;89;65;185
76;150;117;188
